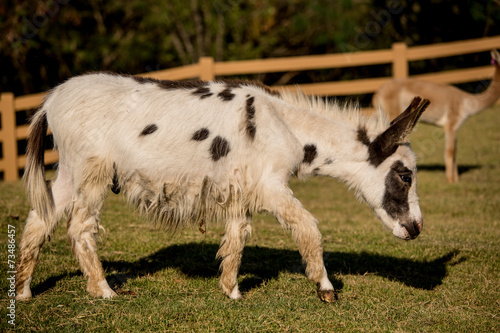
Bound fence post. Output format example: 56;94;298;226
392;42;409;79
0;93;19;181
199;57;215;81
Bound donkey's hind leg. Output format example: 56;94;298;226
66;158;117;298
16;162;73;301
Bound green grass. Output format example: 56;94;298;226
1;106;499;332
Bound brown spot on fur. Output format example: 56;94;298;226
131;76;208;90
220;80;243;88
140;124;158;136
192;128;210;141
245;96;257;140
192;87;213;99
210;136;231;161
111;164;121;194
357;127;371;146
217;79;281;98
218;88;235;101
303;144;317;164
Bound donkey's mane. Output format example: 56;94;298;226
279;87;389;133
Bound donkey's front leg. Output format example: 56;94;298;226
267;187;335;302
216;212;252;299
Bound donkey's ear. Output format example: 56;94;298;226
388;96;429;134
368;97;429;166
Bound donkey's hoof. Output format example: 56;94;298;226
317;289;336;303
88;288;117;299
101;287;118;299
88;280;117;299
228;286;242;300
15;292;32;302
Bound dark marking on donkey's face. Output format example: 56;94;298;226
303;144;318;164
140;124;158;136
245;96;257;140
382;161;420;237
210;136;231;161
382;161;412;217
192;128;210;141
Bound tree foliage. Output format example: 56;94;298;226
1;0;499;95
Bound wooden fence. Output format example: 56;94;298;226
1;35;500;181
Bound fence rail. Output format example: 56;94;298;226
1;35;500;181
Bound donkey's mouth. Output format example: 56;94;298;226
393;220;422;240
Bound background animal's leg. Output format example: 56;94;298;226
16;163;73;300
67;186;116;298
217;212;252;299
444;125;459;183
265;187;334;302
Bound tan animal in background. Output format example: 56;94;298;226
373;50;500;183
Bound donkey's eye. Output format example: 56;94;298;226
400;174;412;185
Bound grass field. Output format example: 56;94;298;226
1;106;499;332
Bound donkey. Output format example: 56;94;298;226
16;72;429;302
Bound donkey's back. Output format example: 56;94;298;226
33;72;304;235
47;74;298;178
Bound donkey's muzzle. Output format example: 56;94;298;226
403;220;421;239
393;218;423;240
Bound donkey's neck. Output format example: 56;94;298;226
276;102;368;182
464;63;500;115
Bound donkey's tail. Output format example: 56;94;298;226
23;108;55;223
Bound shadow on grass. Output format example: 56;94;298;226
31;271;82;297
417;164;480;175
30;244;464;297
94;244;465;295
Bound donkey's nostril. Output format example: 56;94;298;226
404;220;421;239
417;218;423;232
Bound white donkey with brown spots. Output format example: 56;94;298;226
16;73;429;302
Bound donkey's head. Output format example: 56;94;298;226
356;97;429;240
